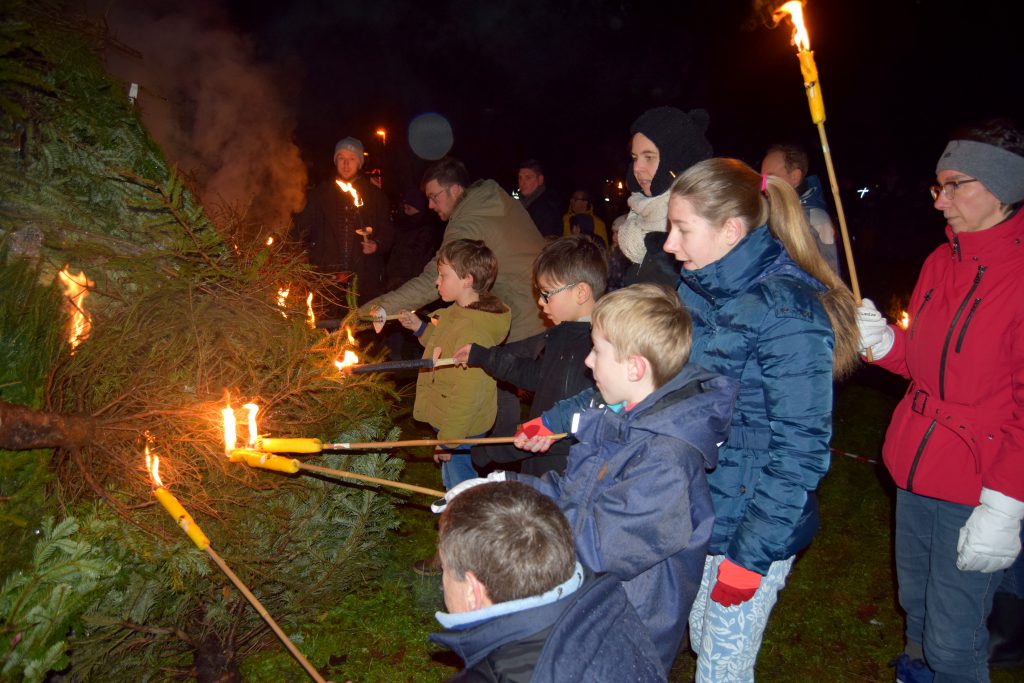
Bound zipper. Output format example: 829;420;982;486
952;234;962;262
909;289;933;339
938;266;986;398
954;298;982;353
906;421;936;492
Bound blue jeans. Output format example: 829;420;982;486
440;437;481;490
896;488;1004;683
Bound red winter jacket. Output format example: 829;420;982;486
872;209;1024;506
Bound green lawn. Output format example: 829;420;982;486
243;373;1021;682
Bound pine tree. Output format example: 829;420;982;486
1;4;405;680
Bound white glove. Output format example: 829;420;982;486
370;307;386;334
856;298;895;359
957;488;1024;573
430;471;507;514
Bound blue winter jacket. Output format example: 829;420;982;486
513;364;737;671
430;571;666;682
677;225;835;575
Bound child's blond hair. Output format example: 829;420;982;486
591;283;692;389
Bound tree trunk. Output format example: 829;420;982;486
0;399;96;450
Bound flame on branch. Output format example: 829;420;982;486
57;266;94;351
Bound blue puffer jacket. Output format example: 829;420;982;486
513;364;737;671
677;225;835;575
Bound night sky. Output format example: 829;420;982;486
224;0;1023;200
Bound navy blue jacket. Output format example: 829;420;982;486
430;572;666;682
468;321;594;475
677;225;834;574
514;364;737;671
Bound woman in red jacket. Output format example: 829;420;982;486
858;119;1024;683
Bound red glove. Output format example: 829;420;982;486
516;416;553;439
710;559;762;606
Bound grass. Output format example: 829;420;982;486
243;372;1021;682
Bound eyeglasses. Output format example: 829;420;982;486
539;282;577;304
426;187;450;203
929;178;978;201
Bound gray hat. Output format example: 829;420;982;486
936;139;1024;204
334;137;365;160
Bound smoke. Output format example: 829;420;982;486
94;1;307;236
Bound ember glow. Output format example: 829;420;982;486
57;266;94;351
243;403;259;447
145;445;163;488
306;292;315;328
899;310;910;330
334;350;359;371
773;1;810;52
335;180;363;207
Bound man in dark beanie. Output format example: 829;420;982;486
619;107;713;287
292;136;394;312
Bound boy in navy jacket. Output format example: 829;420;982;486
437;284;737;671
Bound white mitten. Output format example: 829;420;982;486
957;488;1024;573
856;298;895;359
429;471;507;514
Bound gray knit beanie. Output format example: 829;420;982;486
334;137;365;161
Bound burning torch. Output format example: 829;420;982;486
144;447;327;683
772;1;863;304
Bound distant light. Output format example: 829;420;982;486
604;197;610;202
857;187;870;198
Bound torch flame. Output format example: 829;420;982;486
57;266;94;351
145;445;163;488
334;350;360;371
899;310;910;330
773;1;811;52
222;397;237;457
306;292;315;329
242;403;259;447
335;180;364;208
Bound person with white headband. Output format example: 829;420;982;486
857;118;1024;683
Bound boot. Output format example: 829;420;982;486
891;653;934;683
988;591;1024;669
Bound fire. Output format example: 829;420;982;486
145;445;163;488
345;326;355;344
306;292;315;329
276;287;290;319
222;397;237;457
773;1;811;52
266;236;274;246
243;403;259;447
57;266;94;351
334;350;360;371
335;180;364;208
899;310;910;330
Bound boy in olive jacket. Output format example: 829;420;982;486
398;239;511;490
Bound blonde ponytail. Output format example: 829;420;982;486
671;158;860;379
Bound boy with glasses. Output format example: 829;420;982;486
453;235;607;475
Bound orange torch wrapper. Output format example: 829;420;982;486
797;50;826;124
153;487;211;550
230;448;301;473
256;437;323;454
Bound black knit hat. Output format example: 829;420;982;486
627;107;713;196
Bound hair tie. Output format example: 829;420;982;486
760;173;769;192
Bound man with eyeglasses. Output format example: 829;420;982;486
363;157;548;467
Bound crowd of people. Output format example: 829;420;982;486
289;115;1024;682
